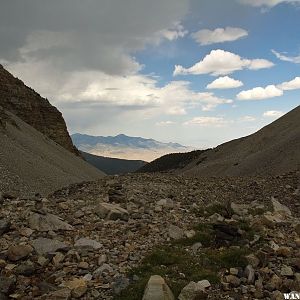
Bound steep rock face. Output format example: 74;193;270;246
0;65;79;155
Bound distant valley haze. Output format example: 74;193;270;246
72;133;194;161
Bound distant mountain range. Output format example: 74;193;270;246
71;133;193;162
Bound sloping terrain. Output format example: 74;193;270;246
81;151;146;175
0;65;79;155
72;133;192;162
0;111;104;196
137;150;208;173
0;171;299;299
181;105;300;177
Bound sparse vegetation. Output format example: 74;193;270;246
114;221;252;300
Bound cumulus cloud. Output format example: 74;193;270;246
263;110;284;118
183;116;230;127
272;50;300;64
191;27;248;46
206;76;243;89
239;0;300;7
277;77;300;90
237;85;283;100
174;50;274;76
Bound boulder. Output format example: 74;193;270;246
271;197;291;217
168;225;184;240
142;275;174;300
95;203;129;221
7;244;33;261
178;280;210;300
31;238;68;255
74;238;102;250
28;213;74;232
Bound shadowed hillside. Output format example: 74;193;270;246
81;151;147;175
181;105;300;177
137;150;208;173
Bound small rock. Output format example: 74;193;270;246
244;265;255;284
231;202;248;216
225;275;241;287
14;261;36;276
7;245;33;261
64;278;87;299
230;268;239;276
143;275;174;300
47;288;71;300
78;262;89;269
0;276;16;294
18;228;33;237
245;254;260;268
168;224;184;240
209;213;224;223
185;230;196;239
53;252;65;266
0;220;10;236
94;263;114;277
280;265;294;277
295;224;300;236
191;242;202;253
156;198;174;209
112;277;130;295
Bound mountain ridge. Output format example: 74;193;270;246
0;65;79;155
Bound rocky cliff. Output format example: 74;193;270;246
0;65;79;155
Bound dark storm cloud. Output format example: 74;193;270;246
0;0;189;74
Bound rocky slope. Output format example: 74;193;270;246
0;171;299;299
0;65;79;155
180;105;300;177
0;111;104;197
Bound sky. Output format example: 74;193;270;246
0;0;300;148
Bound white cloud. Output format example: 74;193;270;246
237;85;283;100
174;49;274;76
207;76;243;89
191;27;248;46
239;0;300;7
156;121;176;126
278;77;300;90
272;50;300;64
157;22;188;41
183;116;230;127
263;110;284;118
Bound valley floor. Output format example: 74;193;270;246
0;172;299;299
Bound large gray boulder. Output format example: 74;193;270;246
31;238;69;255
142;275;174;300
95;203;129;221
28;213;74;232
